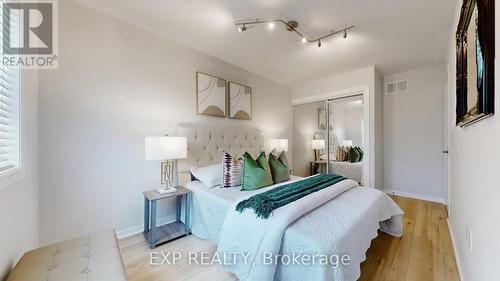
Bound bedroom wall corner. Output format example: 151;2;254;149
374;67;384;189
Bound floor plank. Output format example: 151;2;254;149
120;196;460;281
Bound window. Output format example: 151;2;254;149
0;64;20;173
0;1;21;176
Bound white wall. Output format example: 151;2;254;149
446;1;500;280
291;66;384;188
291;67;375;101
332;105;347;143
38;0;292;244
0;71;39;280
345;107;363;147
383;65;446;201
374;69;384;188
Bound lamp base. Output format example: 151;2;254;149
161;160;178;188
157;187;177;194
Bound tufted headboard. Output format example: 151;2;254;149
176;124;264;183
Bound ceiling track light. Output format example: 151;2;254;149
235;18;354;46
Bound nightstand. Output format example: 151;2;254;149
143;187;191;249
309;160;327;175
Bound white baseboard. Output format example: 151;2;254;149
115;214;177;239
383;189;446;204
447;218;466;281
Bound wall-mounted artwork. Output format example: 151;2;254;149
318;108;334;130
229;82;252;120
196;72;227;117
455;0;495;127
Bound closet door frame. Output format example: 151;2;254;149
292;86;371;186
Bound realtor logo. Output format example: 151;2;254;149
1;0;58;69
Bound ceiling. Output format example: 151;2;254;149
75;0;456;86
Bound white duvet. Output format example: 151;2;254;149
186;176;403;281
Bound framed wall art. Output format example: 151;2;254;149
196;72;227;117
228;81;252;120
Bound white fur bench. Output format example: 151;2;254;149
7;230;127;281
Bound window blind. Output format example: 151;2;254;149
0;1;20;173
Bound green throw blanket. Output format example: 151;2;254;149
236;174;346;219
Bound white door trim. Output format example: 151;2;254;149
291;86;368;105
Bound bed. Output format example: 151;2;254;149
330;161;363;184
177;125;403;281
313;160;363;184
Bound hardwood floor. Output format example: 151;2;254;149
359;196;460;281
119;196;460;281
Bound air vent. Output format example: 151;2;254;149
386;79;409;94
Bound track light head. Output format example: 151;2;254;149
285;21;298;31
317;40;321;48
343;29;347;39
238;25;247;33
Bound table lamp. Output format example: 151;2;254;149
311;139;326;161
342;140;353;147
269;138;289;153
145;136;187;192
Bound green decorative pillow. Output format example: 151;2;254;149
241;152;273;191
268;151;290;184
355;146;364;161
348;147;361;163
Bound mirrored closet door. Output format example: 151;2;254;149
292;94;366;185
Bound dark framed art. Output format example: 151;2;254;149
455;0;495;127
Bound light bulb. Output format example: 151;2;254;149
301;37;307;43
268;22;275;30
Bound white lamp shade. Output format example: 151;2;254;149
145;136;187;160
269;139;288;152
311;139;326;150
342;140;353;147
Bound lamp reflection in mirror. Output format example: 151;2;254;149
311;139;325;161
145;136;187;190
269;139;288;153
311;139;325;150
342;140;353;147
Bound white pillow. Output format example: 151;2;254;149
190;163;222;188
